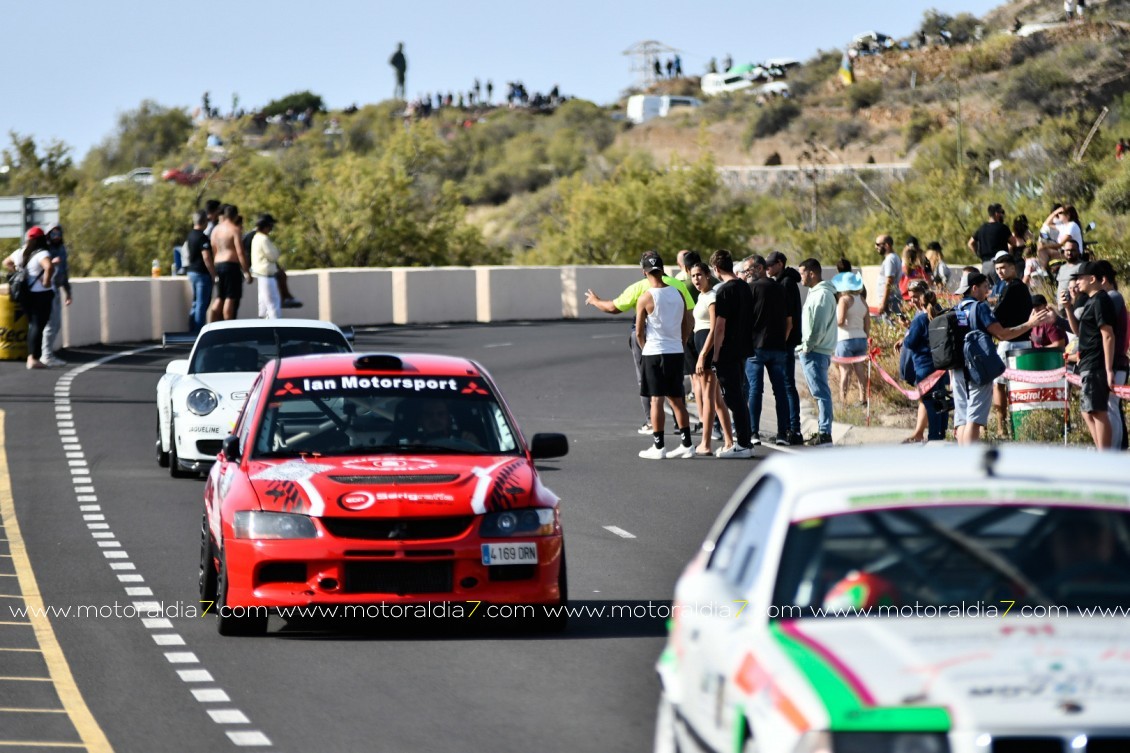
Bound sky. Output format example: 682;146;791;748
3;0;1005;164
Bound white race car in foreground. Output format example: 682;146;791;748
156;319;352;477
655;445;1130;753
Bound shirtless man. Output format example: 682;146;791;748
207;204;252;322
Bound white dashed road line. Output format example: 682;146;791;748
55;348;272;748
602;526;637;539
483;342;513;348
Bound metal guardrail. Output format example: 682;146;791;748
716;163;911;190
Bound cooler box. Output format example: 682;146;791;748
1008;347;1066;438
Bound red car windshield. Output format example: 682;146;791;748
254;374;521;457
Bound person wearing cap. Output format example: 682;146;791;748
990;253;1033;438
766;251;803;444
41;223;72;367
585;252;694;435
3;227;55;369
250;213;282;319
950;272;1051;445
968;202;1010;285
635;255;695;459
988;250;1013;302
833;269;871;406
1067;261;1117;449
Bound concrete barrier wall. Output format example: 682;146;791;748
476;267;562;322
392;268;477;324
63;262;957;348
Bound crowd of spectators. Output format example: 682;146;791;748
579;196;1126;456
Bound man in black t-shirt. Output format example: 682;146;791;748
1071;262;1117;449
968;202;1011;285
767;250;804;444
706;249;754;458
745;255;790;446
990;253;1033;437
184;209;215;333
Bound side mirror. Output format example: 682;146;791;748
221;434;242;463
166;359;189;376
530;433;568;460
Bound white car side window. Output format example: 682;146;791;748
708;476;783;590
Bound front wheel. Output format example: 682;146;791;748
215;548;268;637
156;417;170;468
168;421;193;479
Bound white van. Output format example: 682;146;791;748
625;94;702;124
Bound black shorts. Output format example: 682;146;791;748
1080;371;1110;413
215;262;244;303
640;353;685;398
694;330;713;371
683;335;698;375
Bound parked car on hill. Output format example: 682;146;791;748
101;167;154;186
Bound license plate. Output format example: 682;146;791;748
481;542;538;566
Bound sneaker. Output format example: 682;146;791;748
42;356;68;368
711;426;723;441
805;433;833;447
787;431;805;446
666;445;694;459
749;434;762;447
637;423;654;435
774;434;790;446
715;445;752;459
282;297;304;309
639;445;667;460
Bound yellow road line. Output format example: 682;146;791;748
0;410;112;752
0;707;66;713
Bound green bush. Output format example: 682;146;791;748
260;91;325;118
787;50;842;99
848;81;883;112
1094;167;1130;214
953;33;1020;75
745;100;801;147
904;108;937;150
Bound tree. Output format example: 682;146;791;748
82;100;194;178
0;132;78;195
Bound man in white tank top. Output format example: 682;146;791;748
635;255;694;459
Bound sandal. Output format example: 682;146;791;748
901;436;924;444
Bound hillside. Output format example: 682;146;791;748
3;0;1130;276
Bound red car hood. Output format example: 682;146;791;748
244;454;540;518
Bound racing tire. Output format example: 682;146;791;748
168;421;194;479
198;513;218;603
527;548;569;633
216;548;268;637
156;417;170;468
653;696;682;753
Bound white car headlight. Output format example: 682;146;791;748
233;512;317;540
186;388;219;416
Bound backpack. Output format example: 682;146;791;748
7;263;33;307
964;328;1005;385
928;300;973;371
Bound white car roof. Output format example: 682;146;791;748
748;445;1130;520
197;318;343;334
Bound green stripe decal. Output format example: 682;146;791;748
769;623;951;732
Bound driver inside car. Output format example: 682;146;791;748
400;398;480;447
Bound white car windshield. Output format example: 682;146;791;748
253;375;520;458
772;504;1130;617
190;328;351;374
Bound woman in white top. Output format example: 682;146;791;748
4;227;55;369
688;263;733;456
1038;204;1084;266
832;270;871;404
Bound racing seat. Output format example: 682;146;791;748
199;345;260;373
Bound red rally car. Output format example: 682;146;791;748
199;352;569;635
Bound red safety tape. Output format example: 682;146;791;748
1002;367;1068;384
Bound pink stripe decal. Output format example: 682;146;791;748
778;620;877;705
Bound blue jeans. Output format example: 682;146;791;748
800;352;833;435
781;350;801;433
745;349;790;436
187;270;213;333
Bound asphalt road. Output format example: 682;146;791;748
1;320;764;753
